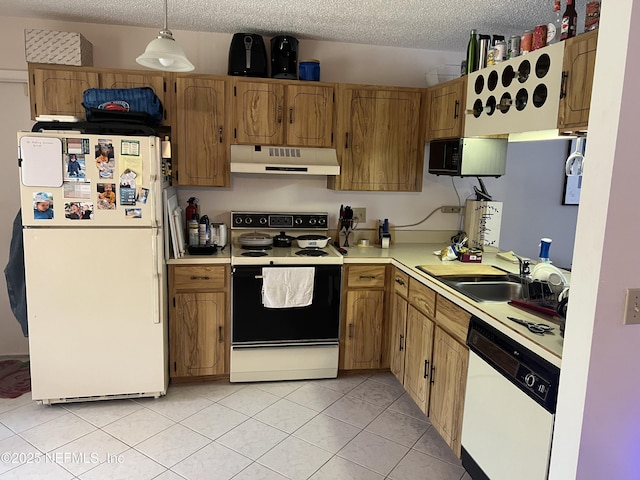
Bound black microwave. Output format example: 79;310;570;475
428;138;507;177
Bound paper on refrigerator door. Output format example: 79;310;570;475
19;136;64;187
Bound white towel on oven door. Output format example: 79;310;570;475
262;267;315;308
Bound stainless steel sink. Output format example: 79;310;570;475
433;273;526;303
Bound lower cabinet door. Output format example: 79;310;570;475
429;326;469;457
343;290;384;370
172;291;226;377
389;293;408;383
403;305;434;413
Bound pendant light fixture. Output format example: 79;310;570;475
136;0;194;72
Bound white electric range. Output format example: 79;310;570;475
229;212;344;382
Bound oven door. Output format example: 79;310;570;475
231;265;341;345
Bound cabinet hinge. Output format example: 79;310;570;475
173;297;175;307
234;128;237;139
174;82;177;93
173;362;176;372
32;73;35;86
163;81;166;93
331;132;333;143
234;86;237;96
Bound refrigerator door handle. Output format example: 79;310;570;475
150;172;159;228
151;231;160;324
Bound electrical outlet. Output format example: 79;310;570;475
441;206;462;214
624;288;640;324
352;207;366;223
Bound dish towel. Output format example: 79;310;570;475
262;267;315;308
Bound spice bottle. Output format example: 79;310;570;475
188;213;200;247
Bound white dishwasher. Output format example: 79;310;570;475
461;317;560;480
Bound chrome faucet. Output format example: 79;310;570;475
514;254;531;278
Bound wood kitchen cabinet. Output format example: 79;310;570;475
389;269;409;381
341;265;387;370
429;326;469;457
430;294;471;457
28;64;99;119
100;70;171;125
388;272;470;457
27;64;171;123
425;76;466;141
174;75;229;187
328;84;424;192
231;78;334;147
169;264;230;379
558;29;599;133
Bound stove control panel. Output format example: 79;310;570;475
232;212;328;229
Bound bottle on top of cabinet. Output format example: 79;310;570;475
560;0;578;40
466;29;478;75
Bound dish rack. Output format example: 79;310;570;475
520;278;560;313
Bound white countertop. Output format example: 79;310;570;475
166;242;565;366
342;243;564;367
166;247;231;264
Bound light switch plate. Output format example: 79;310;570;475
352;207;366;223
624;288;640;324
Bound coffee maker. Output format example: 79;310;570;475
270;36;299;79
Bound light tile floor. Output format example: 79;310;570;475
0;372;471;479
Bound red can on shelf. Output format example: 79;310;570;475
532;25;548;51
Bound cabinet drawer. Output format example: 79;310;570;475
435;295;472;344
346;265;386;288
408;278;436;318
393;269;409;297
172;265;227;291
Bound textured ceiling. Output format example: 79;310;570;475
2;0;588;52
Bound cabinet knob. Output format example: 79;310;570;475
277;105;283;123
454;100;460;119
190;276;210;280
424;359;429;379
399;334;404;351
219;126;223;143
218;326;223;342
289;107;294;124
395;278;405;286
430;365;436;384
345;132;349;149
359;275;377;280
348;323;354;338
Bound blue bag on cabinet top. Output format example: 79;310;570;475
82;87;164;126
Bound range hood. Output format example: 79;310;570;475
230;145;340;175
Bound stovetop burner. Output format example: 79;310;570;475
295;248;329;257
242;245;273;251
241;251;269;257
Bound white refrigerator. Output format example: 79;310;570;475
18;131;169;404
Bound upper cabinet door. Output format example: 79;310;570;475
29;65;99;119
285;84;334;147
332;85;423;191
232;80;285;145
426;77;466;141
100;71;170;125
175;76;229;187
558;29;599;132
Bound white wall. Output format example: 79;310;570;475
549;1;640;478
0;75;32;355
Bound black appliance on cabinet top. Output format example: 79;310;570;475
228;33;268;77
271;35;299;79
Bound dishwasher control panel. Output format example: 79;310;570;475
467;316;560;413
